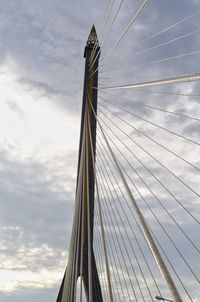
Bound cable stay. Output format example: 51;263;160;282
98;89;200;121
96;135;198;298
58;3;200;301
95;112;200;225
88;94;187;302
98;100;200;171
96;161;195;301
98;72;200;90
133;27;200;57
134;50;200;68
96;156;155;302
99;50;200;76
96;120;200;249
90;0;115;64
97;131;200;261
132;9;200;48
98;111;200;198
89;0;125;71
101;0;149;64
97;120;183;302
96;139;163;297
90;0;150;78
97;96;200;148
87;107;114;302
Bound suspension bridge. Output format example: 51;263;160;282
56;1;200;301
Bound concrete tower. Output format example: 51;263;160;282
57;26;103;302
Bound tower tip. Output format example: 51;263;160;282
86;25;99;47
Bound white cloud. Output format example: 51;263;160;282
0;59;80;161
0;226;68;293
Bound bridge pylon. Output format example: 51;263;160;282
56;25;103;302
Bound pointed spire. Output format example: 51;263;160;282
86;25;99;47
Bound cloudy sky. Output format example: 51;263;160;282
0;0;200;301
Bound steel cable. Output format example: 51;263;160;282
97;134;195;300
96;112;200;225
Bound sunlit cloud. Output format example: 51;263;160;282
0;58;80;162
